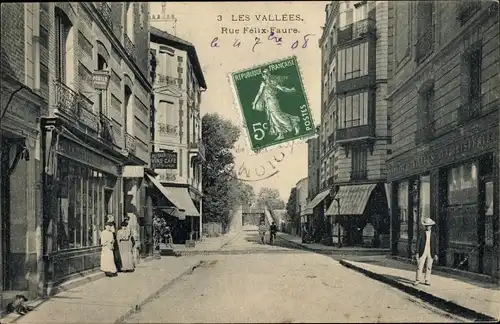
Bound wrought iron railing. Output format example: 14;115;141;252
124;33;135;61
189;141;205;160
99;113;114;143
125;132;137;154
98;2;113;31
154;74;179;87
54;80;79;115
336;124;375;142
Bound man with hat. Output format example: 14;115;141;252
414;217;438;286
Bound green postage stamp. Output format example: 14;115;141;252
230;56;316;152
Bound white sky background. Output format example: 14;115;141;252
150;1;328;202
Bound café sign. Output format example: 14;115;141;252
151;151;178;169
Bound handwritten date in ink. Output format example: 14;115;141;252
211;33;314;52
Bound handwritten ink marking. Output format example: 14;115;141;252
274;152;285;163
233;39;241;48
267;160;276;169
211;37;220;48
255;165;266;177
268;32;283;45
302;33;314;48
252;37;262;52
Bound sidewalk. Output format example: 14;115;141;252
1;257;203;324
340;257;500;321
278;232;390;255
173;230;240;254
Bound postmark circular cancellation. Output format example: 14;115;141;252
228;56;316;181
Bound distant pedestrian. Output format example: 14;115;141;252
414;218;438;286
117;219;135;272
100;221;117;277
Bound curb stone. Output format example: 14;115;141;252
339;259;498;322
114;260;204;324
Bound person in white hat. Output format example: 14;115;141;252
414;217;438;286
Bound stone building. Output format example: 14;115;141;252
148;26;206;243
295;177;308;235
310;1;391;247
387;0;499;280
1;2;153;301
303;127;321;235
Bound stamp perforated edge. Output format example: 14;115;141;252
227;55;317;156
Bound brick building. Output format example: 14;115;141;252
148;24;206;243
1;2;153;301
387;1;499;280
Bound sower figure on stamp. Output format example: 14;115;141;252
251;69;301;140
414;218;438;286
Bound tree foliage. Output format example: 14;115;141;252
235;181;256;208
255;187;285;211
285;187;298;222
202;113;243;231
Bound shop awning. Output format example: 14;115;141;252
162;186;200;217
304;189;331;213
325;184;377;216
146;174;184;218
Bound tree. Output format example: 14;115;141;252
235;181;255;208
202;113;241;232
255;187;285;211
286;187;298;223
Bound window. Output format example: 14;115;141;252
419;175;431;228
97;55;109;116
55;9;72;84
56;157;116;250
124;86;132;133
339;8;354;29
398;181;409;239
25;3;40;89
126;2;134;42
416;84;434;143
448;161;478;205
338;43;369;81
354;2;368;21
415;1;434;64
177;56;183;63
460;44;482;122
337;91;369;129
485;181;494;247
351;146;367;180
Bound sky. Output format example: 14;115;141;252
150;1;328;202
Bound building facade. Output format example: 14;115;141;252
295;177;308;235
303;127;321;235
387;0;499;280
149;26;206;243
1;2;152;301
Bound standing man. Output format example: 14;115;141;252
414;218;438;286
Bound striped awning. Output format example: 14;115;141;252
325;184;377;216
303;189;331;214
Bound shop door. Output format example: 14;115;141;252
480;179;495;275
104;189;113;217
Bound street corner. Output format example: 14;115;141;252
228;56;316;154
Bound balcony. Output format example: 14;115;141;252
350;170;368;181
338;18;376;45
125;132;137;154
457;102;480;125
54;80;79;116
415;27;434;65
189;141;206;161
415;123;434;145
336;124;375;144
124;33;135;61
353;18;377;40
154;74;180;88
98;2;113;31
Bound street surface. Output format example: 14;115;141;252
124;231;457;323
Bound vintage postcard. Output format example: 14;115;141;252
0;1;498;324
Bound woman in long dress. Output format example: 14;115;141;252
117;220;135;272
100;221;117;277
252;69;301;141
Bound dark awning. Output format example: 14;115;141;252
303;189;331;214
325;184;377;216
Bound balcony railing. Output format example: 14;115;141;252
98;2;113;31
125;133;137;154
353;18;377;39
54;80;79;115
124;33;135;61
189;141;206;160
154;74;180;88
415;27;434;65
350;170;368;181
336;124;375;143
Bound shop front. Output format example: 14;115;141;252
304;189;331;243
326;183;390;247
389;118;499;279
42;126;125;292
